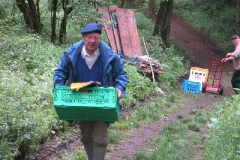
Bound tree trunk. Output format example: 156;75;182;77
59;0;73;45
16;0;43;34
162;0;173;47
236;0;240;34
153;1;167;36
153;0;173;47
51;0;58;44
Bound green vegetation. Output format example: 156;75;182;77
202;97;240;160
1;0;240;159
133;110;211;160
173;0;236;52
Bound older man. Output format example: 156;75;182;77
53;22;128;160
223;35;240;94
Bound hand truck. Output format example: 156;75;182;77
202;54;225;95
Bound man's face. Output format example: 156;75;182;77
82;33;102;53
232;38;239;46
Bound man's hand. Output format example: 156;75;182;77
222;53;235;62
221;57;227;62
116;88;122;100
226;53;233;58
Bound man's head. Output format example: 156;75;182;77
231;35;240;45
81;23;102;54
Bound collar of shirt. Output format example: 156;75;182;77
236;43;240;48
81;45;100;62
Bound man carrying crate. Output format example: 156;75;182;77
222;35;240;94
53;22;128;160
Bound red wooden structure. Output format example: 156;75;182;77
98;5;142;57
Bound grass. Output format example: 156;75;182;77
132;109;212;160
202;95;240;160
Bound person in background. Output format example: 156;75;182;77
222;35;240;94
53;22;128;160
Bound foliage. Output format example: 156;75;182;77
202;96;240;159
0;31;65;158
53;0;111;44
0;1;13;20
122;64;157;109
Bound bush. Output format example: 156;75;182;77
0;34;64;158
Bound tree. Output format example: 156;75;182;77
153;0;173;47
50;0;73;45
51;0;58;44
59;0;73;45
16;0;43;34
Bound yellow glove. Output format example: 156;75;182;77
70;81;101;91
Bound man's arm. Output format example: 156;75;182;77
226;45;240;59
111;55;128;97
53;54;69;87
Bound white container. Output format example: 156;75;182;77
188;67;209;91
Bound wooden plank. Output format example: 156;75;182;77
109;5;122;53
116;8;142;56
98;6;117;53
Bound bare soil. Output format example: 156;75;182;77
26;14;235;160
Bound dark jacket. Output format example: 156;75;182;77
53;40;128;95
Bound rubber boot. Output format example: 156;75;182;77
83;142;94;160
93;145;107;160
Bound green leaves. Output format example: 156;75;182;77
122;64;157;108
203;96;240;159
0;34;64;158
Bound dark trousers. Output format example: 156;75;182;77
231;70;240;93
79;121;109;146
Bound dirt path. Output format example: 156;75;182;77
170;14;232;70
108;94;223;160
26;14;235;160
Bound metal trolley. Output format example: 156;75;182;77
202;54;225;95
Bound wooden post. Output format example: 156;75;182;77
142;37;155;82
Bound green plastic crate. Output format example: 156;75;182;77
53;86;120;121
